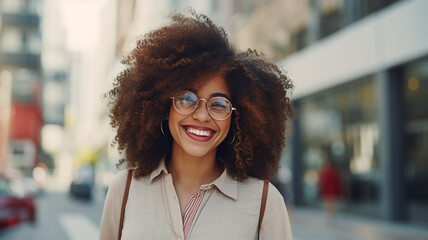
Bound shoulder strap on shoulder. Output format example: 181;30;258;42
258;180;269;239
118;169;133;240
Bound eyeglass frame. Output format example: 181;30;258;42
170;91;236;120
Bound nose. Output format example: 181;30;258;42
192;99;211;122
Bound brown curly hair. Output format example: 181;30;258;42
108;11;294;181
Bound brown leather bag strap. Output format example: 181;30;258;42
258;180;269;239
118;169;133;240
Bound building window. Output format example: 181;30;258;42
299;76;380;215
318;0;402;40
403;57;428;224
0;0;41;14
0;0;25;13
11;68;39;103
319;0;345;38
0;27;23;53
358;0;401;19
25;30;41;54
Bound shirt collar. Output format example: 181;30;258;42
150;159;238;200
149;158;169;182
201;169;238;200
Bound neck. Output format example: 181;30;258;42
167;144;222;191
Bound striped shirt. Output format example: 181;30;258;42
183;189;207;240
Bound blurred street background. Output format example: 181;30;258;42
0;0;428;239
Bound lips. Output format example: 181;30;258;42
182;125;216;142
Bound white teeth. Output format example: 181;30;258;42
186;127;212;137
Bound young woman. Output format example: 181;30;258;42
100;11;294;240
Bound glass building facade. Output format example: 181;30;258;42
234;0;402;60
290;58;428;224
299;77;381;216
0;0;43;173
232;0;428;225
402;58;428;223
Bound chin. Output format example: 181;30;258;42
182;145;216;158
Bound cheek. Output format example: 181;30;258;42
168;106;180;123
168;106;174;120
218;119;231;137
168;107;180;136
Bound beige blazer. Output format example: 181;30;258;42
99;161;293;240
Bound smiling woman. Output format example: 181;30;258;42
168;74;232;160
100;10;294;240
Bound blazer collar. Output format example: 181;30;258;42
149;158;168;182
201;169;238;200
149;158;238;200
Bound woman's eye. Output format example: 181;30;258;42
211;103;226;108
180;96;195;106
210;100;228;111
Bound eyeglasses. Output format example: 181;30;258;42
171;91;236;120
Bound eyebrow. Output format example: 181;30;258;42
209;93;230;100
186;88;231;100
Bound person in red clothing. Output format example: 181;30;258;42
319;161;341;217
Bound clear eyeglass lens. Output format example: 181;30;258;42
174;92;198;113
208;97;231;119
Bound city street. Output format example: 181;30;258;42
1;0;428;239
1;186;428;240
0;188;105;240
292;208;428;240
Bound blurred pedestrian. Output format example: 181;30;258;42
100;10;294;240
319;161;342;217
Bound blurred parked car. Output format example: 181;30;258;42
70;179;92;200
0;174;36;231
69;164;94;200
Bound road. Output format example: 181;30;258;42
291;208;428;240
0;188;105;240
1;188;428;240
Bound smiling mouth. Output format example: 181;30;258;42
182;125;216;142
186;127;213;136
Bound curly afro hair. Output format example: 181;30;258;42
108;10;294;181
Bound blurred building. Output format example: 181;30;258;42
0;0;43;174
0;72;12;173
234;0;428;225
117;0;236;56
39;0;119;189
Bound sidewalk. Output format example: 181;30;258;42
291;207;428;240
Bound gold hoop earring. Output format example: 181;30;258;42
160;121;166;136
